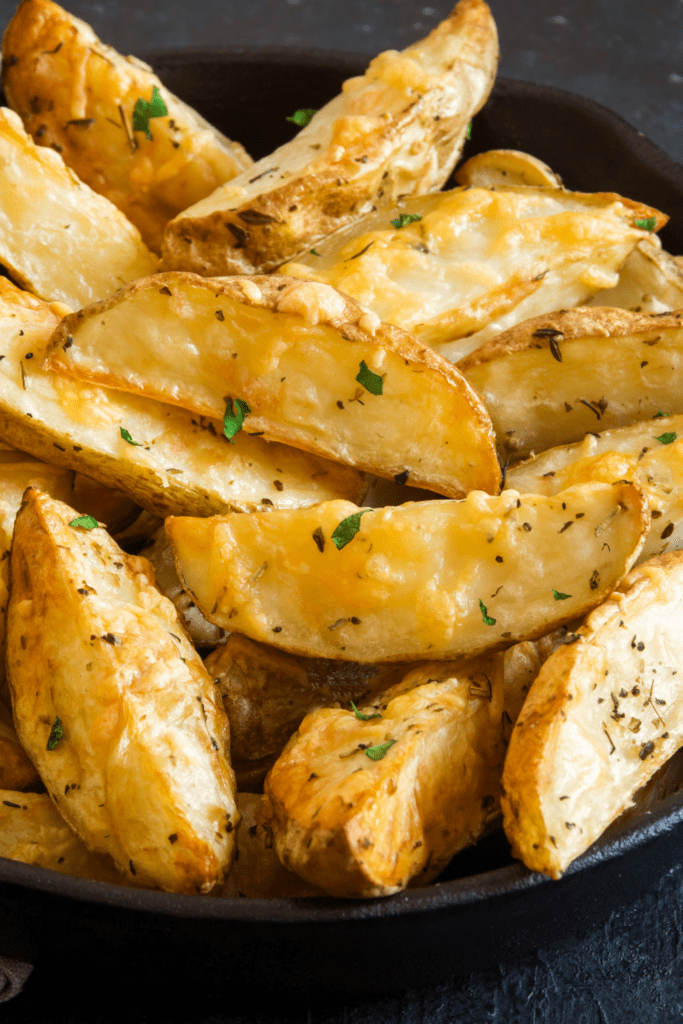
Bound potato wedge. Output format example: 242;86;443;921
0;107;158;308
454;148;563;188
2;0;252;253
281;186;663;362
502;550;683;878
506;415;683;563
0;279;364;518
588;238;683;314
459;307;683;461
0;701;40;791
262;655;504;897
6;488;238;893
161;0;497;276
167;482;649;663
0;788;126;884
47;273;500;498
502;626;573;738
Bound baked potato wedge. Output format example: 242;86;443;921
162;0;498;275
506;414;683;563
0;107;158;308
0;701;40;790
6;487;238;893
262;654;505;897
0;279;364;518
281;185;663;362
47;273;500;498
454;148;563;188
2;0;252;253
503;550;683;878
459;307;683;461
166;482;649;663
588;238;683;314
0;788;126;883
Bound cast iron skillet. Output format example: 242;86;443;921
1;51;683;998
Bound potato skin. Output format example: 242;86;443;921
2;0;252;252
6;487;238;893
0;702;41;791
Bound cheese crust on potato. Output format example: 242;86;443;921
162;0;498;275
459;307;683;461
6;488;238;893
262;655;504;897
0;107;158;308
502;551;683;878
282;186;663;361
167;483;649;663
46;273;500;498
2;0;252;253
0;279;364;518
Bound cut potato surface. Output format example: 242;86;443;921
0;701;41;791
6;488;238;893
588;238;683;315
459;307;683;461
282;185;663;362
47;273;500;498
162;0;497;276
503;551;683;878
167;482;648;663
506;415;683;564
2;0;252;253
454;148;563;188
0;107;158;308
263;655;504;897
0;279;363;518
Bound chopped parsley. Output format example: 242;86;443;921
69;515;98;530
286;108;317;127
466;120;472;140
653;411;670;418
390;213;422;230
479;598;496;626
634;216;657;231
132;86;168;141
350;701;382;721
310;248;322;256
223;397;251;442
46;716;63;750
331;510;367;550
120;427;142;446
355;360;384;396
552;589;572;600
654;432;677;445
365;739;395;761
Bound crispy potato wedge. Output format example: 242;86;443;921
6;488;238;893
502;626;574;738
47;273;500;498
0;279;364;518
0;107;158;308
0;701;40;790
281;186;663;362
0;789;126;883
262;655;504;897
454;148;563;188
506;415;683;563
588;238;683;314
459;307;683;461
503;550;683;878
162;0;498;275
2;0;252;253
167;482;649;663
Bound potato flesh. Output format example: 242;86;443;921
502;551;683;878
506;415;683;564
588;239;683;314
2;0;252;253
47;273;500;498
454;149;563;188
162;0;497;275
0;279;364;518
167;483;648;663
282;186;660;361
6;488;238;893
263;656;504;897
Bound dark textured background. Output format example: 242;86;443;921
2;1;683;1021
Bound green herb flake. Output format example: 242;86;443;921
132;86;168;140
286;108;317;127
479;598;496;626
350;700;382;721
654;432;678;445
390;213;422;230
120;427;142;446
634;216;657;231
331;510;367;550
653;411;670;418
466;120;472;140
553;589;572;601
223;397;251;443
69;515;98;530
365;739;395;761
355;360;384;396
310;248;322;256
46;716;63;750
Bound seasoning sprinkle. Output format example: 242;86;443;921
350;701;382;721
331;510;367;550
47;716;63;750
365;739;396;761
